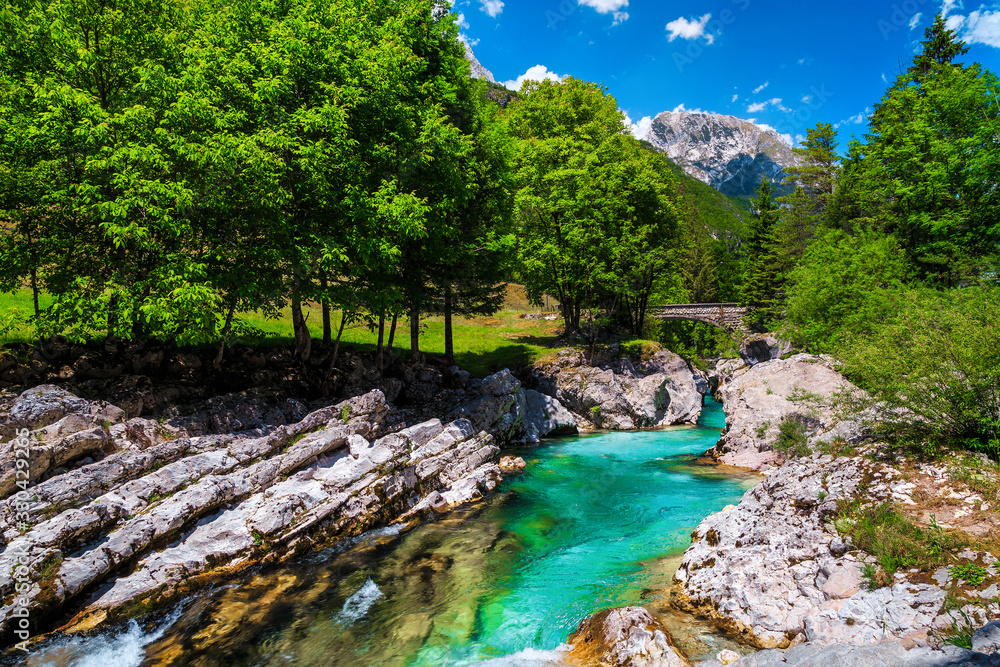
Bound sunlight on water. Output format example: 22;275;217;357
17;397;756;667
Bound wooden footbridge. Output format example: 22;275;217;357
648;303;750;336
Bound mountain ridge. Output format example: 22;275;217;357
640;111;802;199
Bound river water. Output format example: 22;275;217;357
21;398;759;667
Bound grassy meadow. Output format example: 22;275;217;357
0;284;567;377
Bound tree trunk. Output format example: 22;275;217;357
30;267;39;318
291;290;311;361
321;274;332;346
376;312;385;374
213;300;237;371
106;294;119;341
329;310;347;371
386;313;398;354
409;300;420;363
444;284;454;366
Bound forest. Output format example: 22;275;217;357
0;1;998;455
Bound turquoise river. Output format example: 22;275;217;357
22;398;759;667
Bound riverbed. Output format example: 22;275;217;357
20;398;759;666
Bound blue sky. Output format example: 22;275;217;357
450;0;1000;147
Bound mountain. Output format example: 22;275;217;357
464;43;495;83
640;111;801;199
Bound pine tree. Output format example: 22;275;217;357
783;123;839;216
740;179;783;328
910;13;970;79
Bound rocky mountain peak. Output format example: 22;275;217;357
464;43;495;84
641;111;802;198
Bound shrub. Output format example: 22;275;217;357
950;562;989;586
835;286;1000;457
773;414;812;458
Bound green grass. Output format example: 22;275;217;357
0;290;53;343
0;288;566;378
835;502;967;588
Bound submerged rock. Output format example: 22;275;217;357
530;349;705;430
567;606;690;667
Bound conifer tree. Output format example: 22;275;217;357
740;179;783;328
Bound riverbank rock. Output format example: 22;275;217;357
706;354;858;470
568;606;691;667
0;373;522;640
530;349;705;430
698;641;1000;666
679;355;1000;654
738;335;794;366
523;389;578;443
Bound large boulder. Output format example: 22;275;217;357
567;606;690;667
739;334;794;366
530;349;705;430
522;389;577;443
707;354;858;470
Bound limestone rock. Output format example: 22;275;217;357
568;606;690;667
522;389;577;443
499;456;526;473
974;620;1000;654
0;380;514;638
707;354;856;470
739;335;794;366
530;349;704;430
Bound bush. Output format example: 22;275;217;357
781;229;912;353
835;286;1000;457
773;414;812;458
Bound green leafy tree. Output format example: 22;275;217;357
510;78;679;336
783;123;839;215
837;286;1000;457
781;228;912;352
832;14;1000;286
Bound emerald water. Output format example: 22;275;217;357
24;398;758;667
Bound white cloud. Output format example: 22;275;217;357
834;107;872;129
578;0;628;13
480;0;504;17
732;94;739;103
963;8;1000;47
909;12;923;30
801;95;812;104
752;81;769;94
882;72;889;82
746;97;787;113
456;11;469;29
624;114;653;139
938;2;1000;47
672;102;709;114
502;64;566;91
666;14;713;42
612;11;629;25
